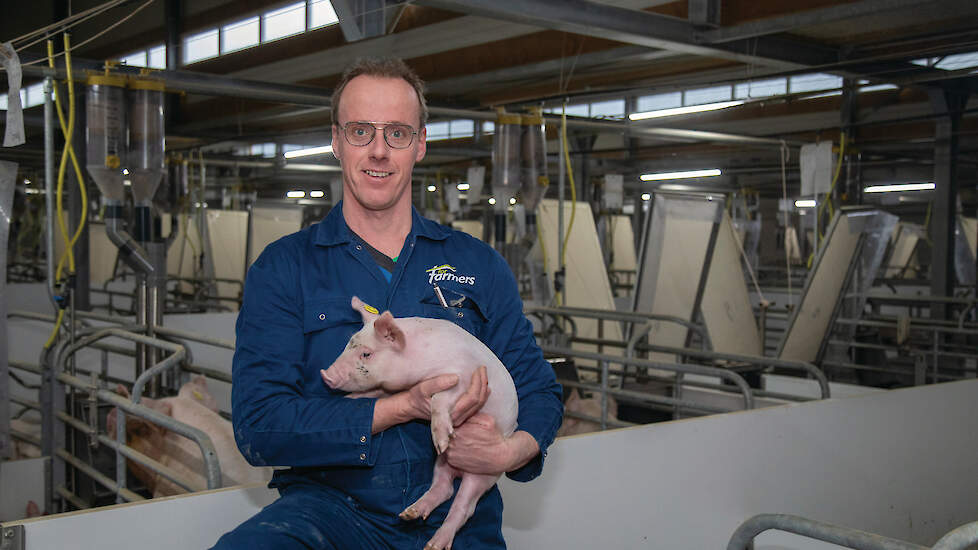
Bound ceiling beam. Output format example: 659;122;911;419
416;0;841;70
701;0;933;43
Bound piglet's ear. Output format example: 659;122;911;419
373;311;405;351
351;295;379;324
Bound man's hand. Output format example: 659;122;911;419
444;413;540;475
451;365;490;426
372;374;459;433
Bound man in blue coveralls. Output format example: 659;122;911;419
211;57;563;549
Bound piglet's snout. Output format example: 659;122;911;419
320;367;343;389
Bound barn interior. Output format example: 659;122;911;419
2;1;978;548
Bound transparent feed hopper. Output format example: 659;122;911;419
128;80;166;204
86;75;128;201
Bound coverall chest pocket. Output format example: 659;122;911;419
302;297;363;385
419;291;488;338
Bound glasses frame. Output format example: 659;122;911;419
338;121;420;149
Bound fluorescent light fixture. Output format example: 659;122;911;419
122;168;129;175
426;185;436;192
457;183;470;191
629;100;744;121
509;197;517;205
863;182;935;193
641;193;651;201
284;145;333;159
795;199;817;208
640;169;721;182
286;190;305;198
488;197;496;205
309;190;324;198
23;179;30;185
123;179;132;186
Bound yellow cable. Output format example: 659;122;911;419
45;35;90;348
557;102;578;306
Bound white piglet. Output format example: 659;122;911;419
320;296;518;550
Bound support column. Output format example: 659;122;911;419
928;86;969;320
165;0;183;125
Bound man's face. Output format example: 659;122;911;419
332;75;427;213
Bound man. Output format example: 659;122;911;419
211;57;563;549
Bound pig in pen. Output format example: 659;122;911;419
106;376;271;498
321;296;518;550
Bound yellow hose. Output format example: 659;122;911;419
45;35;90;348
557;102;578;306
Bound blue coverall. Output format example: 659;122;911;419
211;203;564;549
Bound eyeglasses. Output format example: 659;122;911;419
339;121;419;149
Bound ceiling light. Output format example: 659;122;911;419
488;197;496;205
286;190;305;198
427;185;437;192
863;182;935;193
309;190;324;198
641;193;651;201
23;178;31;185
629;100;744;121
509;197;517;205
795;199;817;208
640;169;721;182
122;168;129;175
457;183;470;191
284;145;333;159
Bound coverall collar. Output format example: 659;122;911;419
313;200;452;247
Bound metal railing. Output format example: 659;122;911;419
728;514;978;550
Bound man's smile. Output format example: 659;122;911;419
364;169;392;178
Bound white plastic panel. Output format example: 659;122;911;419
884;222;922;278
0;457;47;522
700;211;762;355
633;194;721;363
249;206;302;267
501;379;978;549
607;214;637;272
536;199;623;366
452;220;484;241
778;214;861;362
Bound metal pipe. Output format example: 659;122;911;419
57;411;203;493
726;514;926;550
932;521;978;550
57;372;222;490
55;447;145;503
542;345;755;410
559;378;735;415
105;215;155;274
152;324;235;350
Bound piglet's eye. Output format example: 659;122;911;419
361;352;371;359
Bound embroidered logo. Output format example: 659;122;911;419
426;264;476;285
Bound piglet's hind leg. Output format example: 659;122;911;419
423;472;499;550
399;454;457;521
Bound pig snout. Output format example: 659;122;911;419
320;366;347;390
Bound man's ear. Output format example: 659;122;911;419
373;311;406;351
415;125;427;162
331;124;343;162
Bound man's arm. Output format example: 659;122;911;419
446;248;564;480
371;366;489;434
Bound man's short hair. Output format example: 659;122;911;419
330;57;428;128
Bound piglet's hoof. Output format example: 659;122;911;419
399;506;422;521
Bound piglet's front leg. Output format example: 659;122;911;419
429;392;456;454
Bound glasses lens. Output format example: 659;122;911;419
345;123;375;146
384;124;415;148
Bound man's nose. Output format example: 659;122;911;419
367;128;391;159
